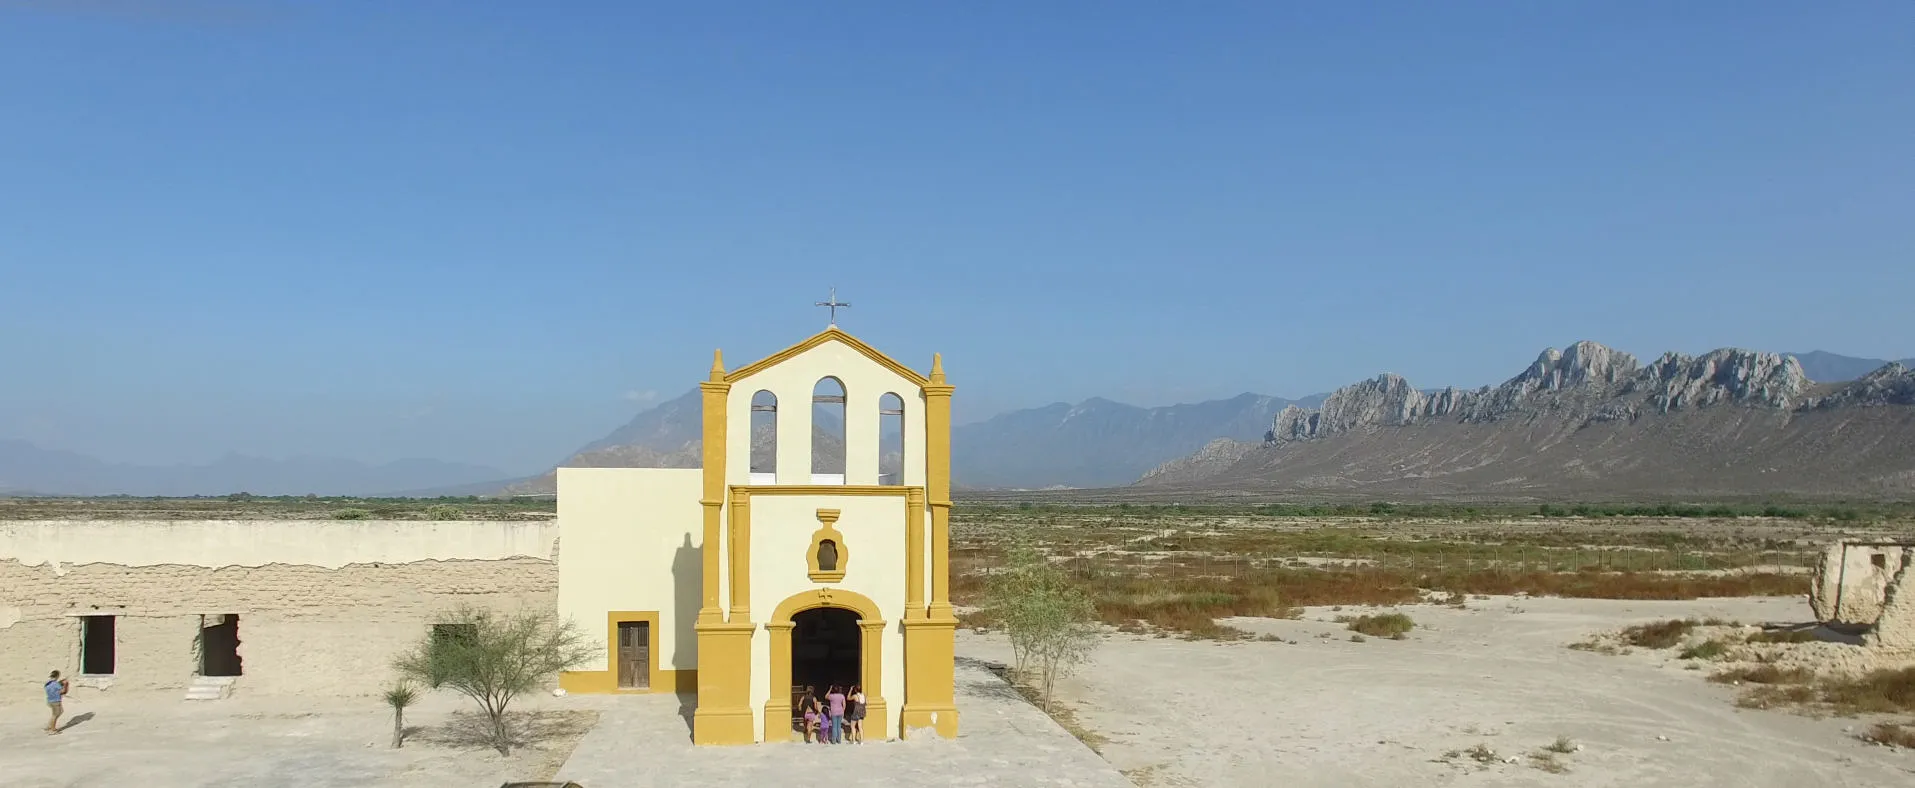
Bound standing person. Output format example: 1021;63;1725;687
44;670;69;735
799;688;822;744
824;684;847;744
845;684;866;744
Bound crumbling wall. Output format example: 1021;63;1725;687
1809;543;1912;624
0;558;558;696
1863;560;1915;649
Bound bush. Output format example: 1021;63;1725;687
1619;619;1696;649
1679;639;1731;660
1345;613;1415;639
392;606;593;756
333;508;371;520
424;504;466;521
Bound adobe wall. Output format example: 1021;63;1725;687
0;520;560;697
1863;561;1915;649
1809;543;1913;624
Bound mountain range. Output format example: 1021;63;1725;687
4;350;1907;497
0;440;509;498
1137;346;1915;500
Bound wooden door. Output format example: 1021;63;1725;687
617;621;650;689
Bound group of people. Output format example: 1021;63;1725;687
797;683;865;744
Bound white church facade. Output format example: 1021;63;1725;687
553;327;961;745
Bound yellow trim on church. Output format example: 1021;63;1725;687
724;327;932;387
684;327;957;745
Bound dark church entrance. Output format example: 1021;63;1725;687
788;607;861;729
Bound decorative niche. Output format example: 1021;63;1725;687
807;508;848;583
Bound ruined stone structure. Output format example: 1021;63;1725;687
1810;541;1915;648
0;520;558;697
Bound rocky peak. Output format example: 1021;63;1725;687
1266;342;1821;444
1634;349;1809;412
1509;341;1640;393
1807;363;1915;409
1273;374;1426;442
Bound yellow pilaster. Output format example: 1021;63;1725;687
902;352;960;739
904;487;926;620
858;619;891;737
693;350;755;745
762;620;796;742
728;487;752;622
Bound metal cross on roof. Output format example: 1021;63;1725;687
815;287;850;327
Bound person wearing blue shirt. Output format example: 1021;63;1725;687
44;670;69;735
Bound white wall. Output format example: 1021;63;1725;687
556;468;704;673
746;494;908;740
725;338;928;488
0;520;558;570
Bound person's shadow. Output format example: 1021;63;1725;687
59;712;95;732
672;534;702;742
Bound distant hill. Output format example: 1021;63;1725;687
1140;344;1915;500
1783;351;1915;383
504;390;1324;493
0;440;509;498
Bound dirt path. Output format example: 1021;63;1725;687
958;596;1915;787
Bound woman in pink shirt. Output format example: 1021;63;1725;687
824;685;847;744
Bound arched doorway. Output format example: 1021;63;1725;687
789;607;860;732
765;589;888;741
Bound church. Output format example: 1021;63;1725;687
552;324;961;745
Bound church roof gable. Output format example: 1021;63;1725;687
724;327;930;387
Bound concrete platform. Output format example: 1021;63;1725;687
553;658;1131;787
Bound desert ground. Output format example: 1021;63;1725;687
7;499;1915;785
958;596;1915;787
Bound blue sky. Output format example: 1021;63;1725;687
2;1;1910;474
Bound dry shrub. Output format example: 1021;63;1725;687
1820;668;1915;715
1678;639;1732;660
1620;619;1697;649
1863;722;1915;748
1346;613;1415;639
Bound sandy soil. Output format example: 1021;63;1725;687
957;596;1915;787
0;689;596;787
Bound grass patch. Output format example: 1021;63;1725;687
1345;613;1415;639
1620;619;1697;649
1863;722;1915;749
1527;751;1569;774
1820;667;1915;715
1679;639;1732;660
1544;735;1577;754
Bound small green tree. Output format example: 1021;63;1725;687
1026;583;1099;712
393;606;593;756
385;682;419;749
984;538;1100;711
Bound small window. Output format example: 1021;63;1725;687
878;393;905;486
812;377;846;484
817;539;840;572
751;390;778;484
1873;553;1888;569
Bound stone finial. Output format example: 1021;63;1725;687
929;353;946;384
709;349;725;381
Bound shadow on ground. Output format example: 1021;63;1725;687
405;709;599;753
